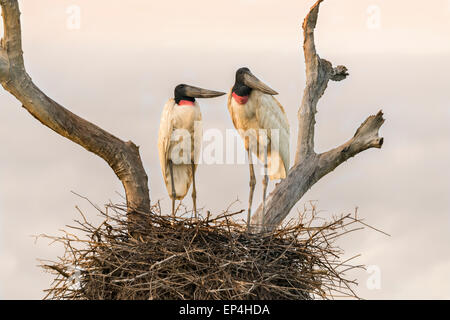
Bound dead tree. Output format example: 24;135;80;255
251;0;384;232
0;0;150;222
0;0;384;233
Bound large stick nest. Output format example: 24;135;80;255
39;201;378;300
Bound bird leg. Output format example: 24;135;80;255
169;160;176;219
262;143;269;225
191;161;197;219
247;148;256;231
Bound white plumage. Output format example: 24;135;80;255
227;89;290;179
158;98;202;200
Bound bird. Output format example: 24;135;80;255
158;84;225;219
227;67;290;229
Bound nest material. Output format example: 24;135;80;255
40;202;375;300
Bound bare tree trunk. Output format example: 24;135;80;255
251;0;385;233
0;0;151;221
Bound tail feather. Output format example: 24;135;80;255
267;150;287;180
164;164;193;200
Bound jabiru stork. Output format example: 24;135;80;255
158;84;225;218
227;67;290;228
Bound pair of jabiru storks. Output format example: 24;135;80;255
158;67;289;228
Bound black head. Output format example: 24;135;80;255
235;67;251;84
174;84;225;104
174;84;193;104
232;67;278;96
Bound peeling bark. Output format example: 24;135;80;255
0;0;151;221
251;0;384;233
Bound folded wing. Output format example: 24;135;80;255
255;92;290;179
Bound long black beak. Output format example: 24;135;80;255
243;70;278;95
184;85;226;99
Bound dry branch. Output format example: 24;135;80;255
251;0;384;232
0;0;151;220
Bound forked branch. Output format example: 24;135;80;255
0;0;151;221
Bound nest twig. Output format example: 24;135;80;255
38;200;381;300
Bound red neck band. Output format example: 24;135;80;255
178;100;195;106
232;92;249;104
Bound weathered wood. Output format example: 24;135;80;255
0;0;151;220
251;0;384;233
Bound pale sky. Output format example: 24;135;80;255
0;0;449;299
